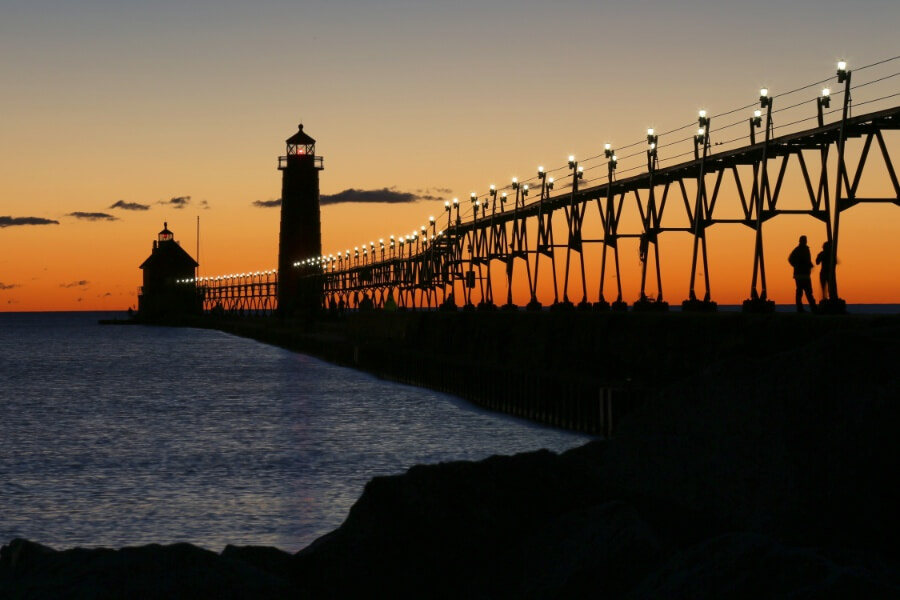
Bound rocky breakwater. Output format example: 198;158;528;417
4;315;900;597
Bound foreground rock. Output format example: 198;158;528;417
4;320;900;597
0;539;295;598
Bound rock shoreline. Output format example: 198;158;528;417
5;314;900;597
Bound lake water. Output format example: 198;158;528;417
0;312;594;553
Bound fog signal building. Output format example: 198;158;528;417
138;222;200;318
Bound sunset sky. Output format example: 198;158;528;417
2;0;899;311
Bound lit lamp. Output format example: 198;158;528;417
759;87;771;109
647;127;659;166
511;177;519;190
837;60;849;83
537;166;546;179
694;111;709;160
647;128;658;168
816;87;831;127
548;177;555;190
698;109;709;128
576;167;584;180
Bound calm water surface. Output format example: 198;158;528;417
0;312;593;552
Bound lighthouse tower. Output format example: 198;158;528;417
277;124;324;315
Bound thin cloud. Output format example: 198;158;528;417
0;282;19;290
0;216;60;228
68;212;118;222
320;187;418;205
418;187;453;197
60;280;90;289
253;198;282;208
162;195;192;209
110;200;150;211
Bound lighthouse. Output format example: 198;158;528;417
138;222;200;319
277;124;324;315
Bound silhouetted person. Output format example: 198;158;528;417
816;240;834;300
384;290;398;311
788;235;816;312
360;293;374;311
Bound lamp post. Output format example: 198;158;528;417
747;87;774;308
598;144;621;309
827;60;851;310
564;156;586;308
817;87;831;127
638;128;663;306
686;109;714;308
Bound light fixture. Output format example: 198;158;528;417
567;155;576;169
511;177;519;189
470;192;477;204
538;166;545;179
751;109;762;128
819;88;831;109
548;177;555;190
759;87;771;109
489;184;497;197
695;127;706;144
698;110;709;128
837;60;848;83
604;143;613;159
577;166;584;179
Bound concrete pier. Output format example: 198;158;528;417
190;309;899;435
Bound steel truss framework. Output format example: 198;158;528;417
314;105;900;312
197;272;278;315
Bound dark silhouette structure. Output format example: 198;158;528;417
194;62;898;315
138;223;200;318
277;124;324;316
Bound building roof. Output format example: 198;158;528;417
285;124;316;146
140;239;199;270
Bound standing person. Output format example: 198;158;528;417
788;235;816;312
816;240;834;301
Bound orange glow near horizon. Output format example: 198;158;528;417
2;14;899;313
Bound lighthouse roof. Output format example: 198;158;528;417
285;124;316;146
139;240;198;271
